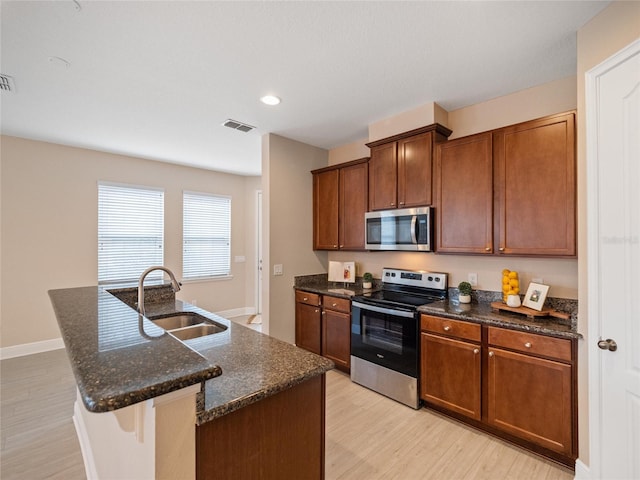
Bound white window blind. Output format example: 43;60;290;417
98;183;164;284
183;192;231;280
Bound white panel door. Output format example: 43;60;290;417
586;38;640;479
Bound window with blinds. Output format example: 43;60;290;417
98;182;164;284
183;192;231;280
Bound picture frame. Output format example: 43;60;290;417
522;282;550;311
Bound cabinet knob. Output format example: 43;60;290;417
443;326;451;331
485;247;491;252
303;297;308;301
473;348;480;354
315;309;319;313
339;245;344;248
489;351;495;357
399;202;405;206
332;303;337;307
499;247;505;252
333;245;338;248
524;342;532;348
390;202;395;206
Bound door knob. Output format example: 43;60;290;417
597;338;618;352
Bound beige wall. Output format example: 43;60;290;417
327;139;369;166
447;75;577;139
0;135;260;348
576;1;640;469
262;134;328;343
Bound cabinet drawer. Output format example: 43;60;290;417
295;290;321;306
421;315;481;342
322;295;350;313
488;327;571;362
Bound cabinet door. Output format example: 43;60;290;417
398;132;433;208
313;169;339;250
368;142;397;211
339;162;368;250
435;132;493;254
487;347;572;455
322;309;351;372
295;302;322;355
420;333;481;420
494;112;576;256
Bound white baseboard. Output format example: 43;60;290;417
214;306;256;319
0;337;64;360
574;459;590;479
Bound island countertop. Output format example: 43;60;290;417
49;285;333;422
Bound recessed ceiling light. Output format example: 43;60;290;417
260;95;281;106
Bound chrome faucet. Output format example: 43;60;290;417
137;266;181;316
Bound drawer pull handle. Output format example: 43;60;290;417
524;342;532;348
489;351;495;357
443;326;451;331
473;348;480;354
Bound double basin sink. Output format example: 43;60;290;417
147;312;227;341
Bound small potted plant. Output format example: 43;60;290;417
362;272;374;289
458;281;473;304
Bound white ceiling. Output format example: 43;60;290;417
1;1;609;176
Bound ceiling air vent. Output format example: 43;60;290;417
222;119;256;133
0;74;16;93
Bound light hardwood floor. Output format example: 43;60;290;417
1;350;574;479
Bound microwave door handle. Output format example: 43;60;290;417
411;215;418;244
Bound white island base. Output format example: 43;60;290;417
73;385;200;480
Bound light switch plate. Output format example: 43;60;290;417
468;273;478;286
273;264;283;276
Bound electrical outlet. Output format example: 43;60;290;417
468;273;478;287
273;264;283;276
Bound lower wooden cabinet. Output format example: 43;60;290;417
295;291;321;355
420;314;577;466
487;347;572;455
295;291;351;372
421;333;481;420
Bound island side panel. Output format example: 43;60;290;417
196;374;326;480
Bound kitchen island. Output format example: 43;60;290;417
49;284;333;480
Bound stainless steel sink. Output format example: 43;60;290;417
150;312;205;330
148;312;227;341
169;324;226;341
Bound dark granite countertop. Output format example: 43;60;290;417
49;285;333;422
418;300;581;339
294;273;376;298
294;274;580;340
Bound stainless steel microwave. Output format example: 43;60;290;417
365;207;432;251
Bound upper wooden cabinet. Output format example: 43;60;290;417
494;112;576;256
435;132;493;254
434;111;576;257
312;158;368;251
366;124;452;211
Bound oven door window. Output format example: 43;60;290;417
363;314;403;355
351;304;418;377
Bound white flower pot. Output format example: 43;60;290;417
459;294;471;304
363;281;372;289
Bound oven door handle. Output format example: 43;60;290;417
352;301;415;318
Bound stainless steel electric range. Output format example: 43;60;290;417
350;267;448;409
